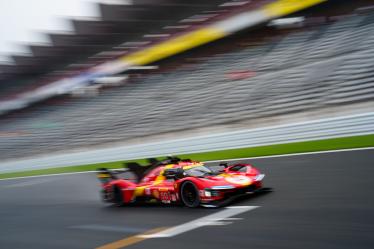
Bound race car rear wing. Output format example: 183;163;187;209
96;167;128;183
96;161;154;184
124;157;184;182
97;156;192;183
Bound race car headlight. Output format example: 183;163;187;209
204;189;221;197
254;174;265;181
211;185;235;190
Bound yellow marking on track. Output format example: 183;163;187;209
95;227;167;249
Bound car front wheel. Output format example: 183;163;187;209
180;181;200;208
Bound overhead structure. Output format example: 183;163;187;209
0;0;327;114
0;0;232;77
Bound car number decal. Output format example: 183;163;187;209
225;175;252;185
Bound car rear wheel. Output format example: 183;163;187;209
180;181;200;208
113;186;124;206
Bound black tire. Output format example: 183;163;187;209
113;186;124;206
180;181;200;208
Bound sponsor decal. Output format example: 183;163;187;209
225;175;252;185
160;191;171;201
182;163;204;170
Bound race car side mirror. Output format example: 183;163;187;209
163;168;184;180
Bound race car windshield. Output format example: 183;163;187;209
185;166;213;177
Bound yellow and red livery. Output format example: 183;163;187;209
97;157;265;208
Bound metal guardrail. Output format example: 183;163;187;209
0;112;373;173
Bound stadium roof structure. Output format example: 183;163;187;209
0;0;332;115
0;0;246;79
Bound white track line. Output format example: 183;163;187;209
1;147;373;181
205;147;374;163
139;206;258;238
0;171;97;182
4;178;56;188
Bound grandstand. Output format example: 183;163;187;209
0;0;373;161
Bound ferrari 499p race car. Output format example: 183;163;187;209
97;157;265;208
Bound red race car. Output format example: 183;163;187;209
97;157;265;208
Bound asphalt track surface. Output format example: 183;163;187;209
0;149;373;249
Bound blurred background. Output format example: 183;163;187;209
1;1;374;249
0;0;373;168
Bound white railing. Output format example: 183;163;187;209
0;112;373;173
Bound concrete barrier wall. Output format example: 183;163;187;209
0;112;373;173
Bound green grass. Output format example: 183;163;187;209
1;134;373;180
